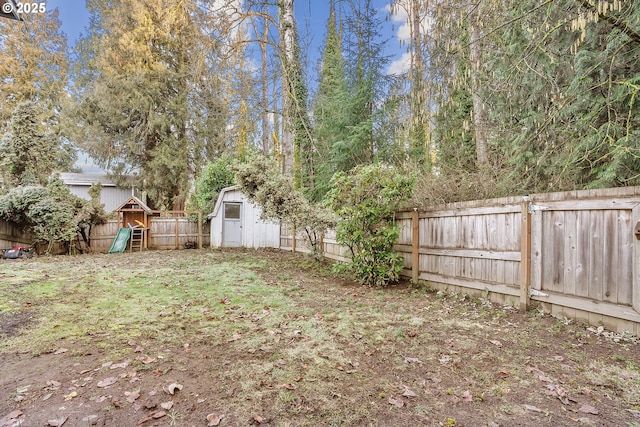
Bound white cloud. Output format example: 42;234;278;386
387;51;411;75
385;3;411;42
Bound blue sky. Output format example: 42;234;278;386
45;0;410;76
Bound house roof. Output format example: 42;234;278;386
59;172;119;187
207;186;240;219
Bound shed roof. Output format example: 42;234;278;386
207;186;241;219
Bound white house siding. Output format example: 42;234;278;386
208;187;280;249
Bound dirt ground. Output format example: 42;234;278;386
1;249;639;427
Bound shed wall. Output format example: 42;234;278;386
209;189;280;248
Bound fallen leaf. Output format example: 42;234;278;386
388;396;405;408
579;405;599;415
47;416;68;426
207;413;225;426
136;355;156;364
97;377;117;388
110;359;131;370
63;391;77;401
439;355;452;365
134;346;144;353
227;332;242;342
160;401;174;410
402;388;417;398
0;410;23;426
46;380;61;389
461;390;473;402
249;415;265;425
278;383;297;390
489;340;502;347
626;409;640;418
137;411;166;425
163;383;183;395
524;404;543;412
16;385;30;394
125;391;141;403
42;393;53;401
538;373;553;383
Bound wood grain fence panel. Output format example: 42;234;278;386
588;212;605;302
633;204;640;314
603;210;619;304
540;211;556;292
617;209;634;305
397;218;412;245
575;210;591;299
563;211;577;296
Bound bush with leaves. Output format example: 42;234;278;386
325;164;415;286
233;156;335;258
0;176;106;253
187;156;235;217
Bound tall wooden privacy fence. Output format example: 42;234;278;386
283;187;640;333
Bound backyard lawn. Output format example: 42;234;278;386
0;249;639;426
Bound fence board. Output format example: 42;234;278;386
575;210;590;299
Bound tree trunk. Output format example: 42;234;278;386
279;0;295;175
261;4;270;156
469;15;489;166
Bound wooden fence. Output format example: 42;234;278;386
0;220;32;249
283;187;640;333
0;217;210;253
90;217;210;252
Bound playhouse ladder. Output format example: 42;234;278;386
129;228;145;252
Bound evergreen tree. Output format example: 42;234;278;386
310;1;349;200
0;9;69;134
0;101;68;189
71;0;228;209
334;0;392;171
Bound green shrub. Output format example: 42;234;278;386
325;164;415;286
0;176;107;253
233;156;335;258
187;156;235;216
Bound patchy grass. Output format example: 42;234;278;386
0;249;639;427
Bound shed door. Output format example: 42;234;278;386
222;202;242;247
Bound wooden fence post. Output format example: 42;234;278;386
412;208;420;283
292;225;296;253
198;212;203;249
175;217;179;249
520;199;532;312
